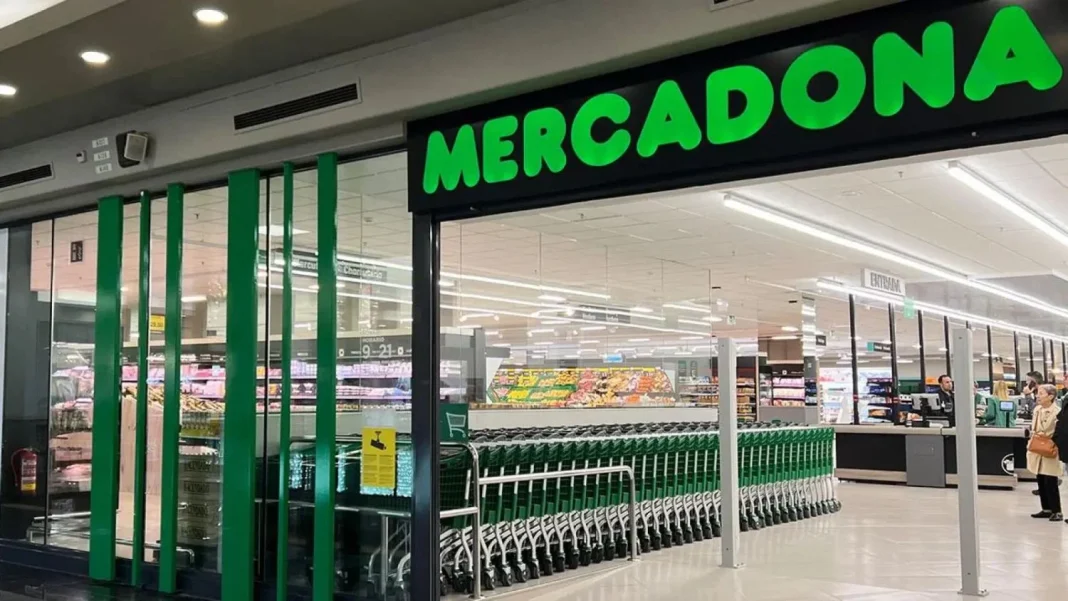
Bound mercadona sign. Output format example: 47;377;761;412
408;1;1068;213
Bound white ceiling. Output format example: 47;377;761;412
27;134;1068;371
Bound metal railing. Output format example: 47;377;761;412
285;435;638;600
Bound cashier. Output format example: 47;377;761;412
937;375;955;427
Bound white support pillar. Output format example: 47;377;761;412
952;328;986;597
718;337;741;569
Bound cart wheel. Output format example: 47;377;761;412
482;568;497;591
603;540;615;561
508;557;527;584
650;532;662;551
578;548;591;567
526;559;541;580
538;552;554;577
566;549;580;570
591;545;604;563
739;515;750;533
682;527;694;545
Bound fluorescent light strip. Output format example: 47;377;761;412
948;162;1068;249
817;280;1068;345
726;193;1068;323
663;303;712;313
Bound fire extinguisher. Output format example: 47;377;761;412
12;448;38;495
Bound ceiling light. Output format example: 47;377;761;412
781;326;799;332
580;325;606;332
459;312;496;321
728;192;1068;325
897;358;913;364
181;295;207;303
194;8;228;25
565;354;580;359
615;348;637;353
540;320;569;325
678;318;711;327
80;50;110;65
940;347;949;352
680;336;704;341
0;84;16;97
579;340;600;345
628;338;650;343
674;351;694;356
578;348;598;353
538;294;566;302
527;328;555;335
772;335;796;340
631;306;653;313
533;341;554;346
948;161;1068;249
492;343;511;348
819;279;1068;347
912;344;922;349
705;315;724;323
485;330;499;336
439;280;455;288
663;303;711;313
259;225;308;237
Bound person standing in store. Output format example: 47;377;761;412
1028;384;1062;521
937;375;955;427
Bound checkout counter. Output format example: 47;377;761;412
834;393;1029;490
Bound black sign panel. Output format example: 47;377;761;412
408;0;1068;214
70;241;84;263
575;305;632;324
815;334;828;347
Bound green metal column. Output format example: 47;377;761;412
276;163;295;601
89;195;124;582
131;191;151;586
159;184;184;593
222;169;261;601
313;153;338;601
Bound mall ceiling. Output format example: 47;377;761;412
0;0;522;150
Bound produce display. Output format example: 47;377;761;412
485;367;677;408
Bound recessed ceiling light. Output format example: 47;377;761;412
194;8;229;25
538;294;566;302
781;326;799;332
80;50;110;65
631;306;653;313
0;84;16;97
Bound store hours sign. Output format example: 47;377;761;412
408;1;1068;213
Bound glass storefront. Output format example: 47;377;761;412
0;152;418;598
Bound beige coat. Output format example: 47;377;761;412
1027;403;1062;477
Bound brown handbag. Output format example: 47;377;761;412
1029;433;1059;459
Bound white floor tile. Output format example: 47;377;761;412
487;482;1068;601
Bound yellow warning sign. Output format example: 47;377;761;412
361;427;397;490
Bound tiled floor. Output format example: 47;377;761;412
492;482;1068;601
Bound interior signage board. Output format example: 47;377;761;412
408;1;1068;214
867;341;893;354
863;268;905;296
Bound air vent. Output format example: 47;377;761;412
0;164;53;191
233;82;361;131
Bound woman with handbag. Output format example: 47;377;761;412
1028;384;1062;520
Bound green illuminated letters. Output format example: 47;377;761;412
873;22;955;117
482;116;519;184
422;125;480;194
523;107;568;178
571;93;632;167
637;80;701;158
781;45;866;130
964;5;1062;102
706;65;774;144
418;5;1065;196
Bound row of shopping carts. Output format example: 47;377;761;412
431;421;839;596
